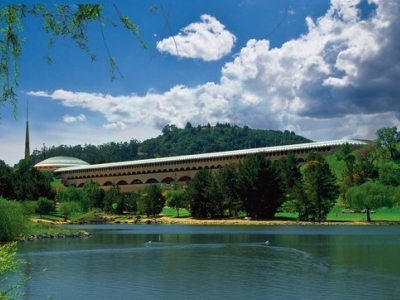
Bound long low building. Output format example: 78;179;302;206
52;139;369;192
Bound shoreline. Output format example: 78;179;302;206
154;216;400;226
31;216;400;226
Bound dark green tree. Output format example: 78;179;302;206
207;175;225;218
213;163;242;217
103;184;125;214
186;169;213;218
58;186;90;212
275;152;302;199
58;201;80;221
379;163;400;186
123;191;139;213
238;153;283;219
345;181;392;221
301;152;339;222
12;167;55;200
83;179;105;209
35;197;56;218
376;126;400;159
140;184;165;217
292;180;314;219
0;160;14;199
0;197;27;241
166;189;188;217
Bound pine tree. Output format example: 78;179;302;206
301;152;339;222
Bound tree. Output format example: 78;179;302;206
0;161;14;199
58;186;90;212
346;181;392;222
213;163;242;217
166;189;188;217
11;167;55;201
0;242;27;299
275;152;302;200
83;180;104;209
121;191;139;214
376;126;400;159
35;197;56;217
58;201;80;221
186;169;213;218
103;184;125;214
301;152;339;222
0;198;27;241
238;153;283;219
0;4;147;118
379;163;400;186
140;184;165;217
292;180;314;219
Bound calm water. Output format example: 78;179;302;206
17;224;400;300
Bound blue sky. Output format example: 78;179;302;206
1;0;399;166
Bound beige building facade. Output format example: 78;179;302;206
53;139;368;192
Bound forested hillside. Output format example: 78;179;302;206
29;123;311;165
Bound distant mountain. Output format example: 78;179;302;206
29;123;312;165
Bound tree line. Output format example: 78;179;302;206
26;123;311;166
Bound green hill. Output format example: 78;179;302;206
138;123;312;159
29;123;312;165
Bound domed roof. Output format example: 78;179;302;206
34;156;90;170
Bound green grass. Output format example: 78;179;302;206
161;207;190;218
276;205;400;222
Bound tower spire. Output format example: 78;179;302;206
24;99;30;163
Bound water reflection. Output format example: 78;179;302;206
17;225;400;300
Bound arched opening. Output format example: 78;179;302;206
178;176;191;182
117;180;128;185
145;178;159;184
131;179;143;184
161;177;174;184
103;181;113;186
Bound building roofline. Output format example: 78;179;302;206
54;139;368;173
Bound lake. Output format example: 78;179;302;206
17;224;400;300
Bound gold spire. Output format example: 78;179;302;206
24;100;30;163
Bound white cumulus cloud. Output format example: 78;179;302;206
63;113;86;123
28;0;400;142
156;14;237;61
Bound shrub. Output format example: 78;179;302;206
0;198;28;242
35;197;56;217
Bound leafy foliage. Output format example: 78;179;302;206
298;152;339;221
186;169;214;218
140;123;311;159
11;164;55;201
0;4;146;118
139;184;165;217
238;153;283;219
103;184;125;214
213;163;242;217
35;197;56;217
30;139;140;165
0;242;27;299
346;181;392;221
82;180;105;209
0;198;27;241
58;186;89;212
376;126;400;159
166;189;188;217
